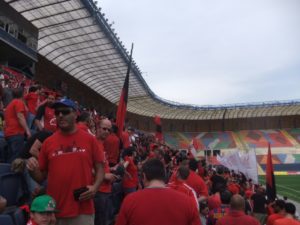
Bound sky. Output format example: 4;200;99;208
98;0;300;106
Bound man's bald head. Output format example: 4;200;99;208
230;194;245;211
97;118;112;141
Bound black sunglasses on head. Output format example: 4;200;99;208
54;109;73;116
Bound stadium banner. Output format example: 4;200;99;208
217;149;258;184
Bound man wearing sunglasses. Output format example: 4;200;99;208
27;98;105;225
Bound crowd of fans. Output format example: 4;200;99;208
0;69;299;225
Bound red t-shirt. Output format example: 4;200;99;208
274;218;300;225
39;129;104;218
24;92;38;114
227;183;240;195
167;179;198;209
26;219;38;225
186;170;208;198
4;99;27;137
104;133;120;165
267;213;285;225
122;156;138;189
115;188;201;225
43;106;56;132
98;141;112;193
216;210;260;225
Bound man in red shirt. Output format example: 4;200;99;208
168;166;199;209
115;158;201;225
27;98;104;225
266;200;286;225
216;194;260;225
186;159;209;201
4;88;31;162
24;86;40;129
95;118;119;225
104;124;121;167
34;94;56;133
274;203;300;225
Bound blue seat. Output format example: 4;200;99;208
13;208;26;225
0;172;22;206
0;163;11;174
0;214;14;225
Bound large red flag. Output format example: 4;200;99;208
266;142;276;201
154;115;163;142
116;44;133;137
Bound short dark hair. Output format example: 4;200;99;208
285;202;296;215
12;88;23;98
142;158;166;182
189;159;198;171
29;86;38;93
177;166;190;180
77;112;90;123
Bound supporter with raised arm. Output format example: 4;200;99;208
27;98;104;225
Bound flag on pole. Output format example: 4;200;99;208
266;142;276;201
154;115;163;142
116;43;133;137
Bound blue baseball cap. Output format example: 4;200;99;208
52;98;77;110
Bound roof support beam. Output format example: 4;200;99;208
44;36;101;57
72;61;124;77
67;56;121;73
39;23;98;39
31;7;86;22
48;41;111;61
62;52;117;69
39;15;91;30
38;31;104;51
19;0;72;13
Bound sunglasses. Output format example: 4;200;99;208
100;127;111;132
54;109;73;116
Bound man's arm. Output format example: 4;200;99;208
17;112;31;138
34;105;45;131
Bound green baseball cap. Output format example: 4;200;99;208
30;195;59;213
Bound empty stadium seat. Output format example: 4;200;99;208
0;163;11;174
0;214;14;225
0;172;22;206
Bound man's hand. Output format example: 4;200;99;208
26;157;39;171
79;185;97;201
105;173;119;182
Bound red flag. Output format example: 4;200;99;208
154;115;163;142
266;142;276;201
116;44;133;137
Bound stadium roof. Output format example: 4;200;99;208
6;0;300;120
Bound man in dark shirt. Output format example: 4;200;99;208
251;186;267;225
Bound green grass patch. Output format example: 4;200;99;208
258;175;300;203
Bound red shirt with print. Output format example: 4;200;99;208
43;106;56;132
4;99;27;137
39;129;104;218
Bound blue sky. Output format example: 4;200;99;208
99;0;300;106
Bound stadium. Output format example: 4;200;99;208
0;0;300;224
